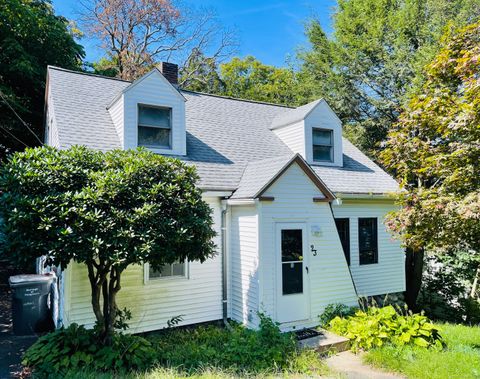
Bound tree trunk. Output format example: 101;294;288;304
471;265;480;299
404;247;424;311
86;261;123;344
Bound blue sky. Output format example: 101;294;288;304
51;0;336;67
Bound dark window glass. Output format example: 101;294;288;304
282;262;303;294
149;261;185;279
359;218;378;265
312;129;333;162
281;229;303;295
335;218;350;265
138;105;171;148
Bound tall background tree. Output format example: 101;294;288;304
0;0;84;157
217;56;299;106
81;0;237;81
298;0;480;156
381;22;480;313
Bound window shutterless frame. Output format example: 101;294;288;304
143;261;188;283
358;218;378;265
312;128;334;163
137;104;172;149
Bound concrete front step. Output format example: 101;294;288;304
298;329;350;354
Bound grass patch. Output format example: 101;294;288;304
364;323;480;379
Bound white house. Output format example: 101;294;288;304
44;63;405;332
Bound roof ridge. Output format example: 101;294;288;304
180;89;295;109
47;65;132;83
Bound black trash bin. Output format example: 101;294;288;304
9;274;55;335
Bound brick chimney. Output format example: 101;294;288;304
159;62;178;86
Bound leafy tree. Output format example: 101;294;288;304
381;22;480;309
82;0;236;81
218;56;299;106
0;0;84;157
0;146;216;342
180;49;225;93
299;0;480;155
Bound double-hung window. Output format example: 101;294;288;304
138;105;171;149
358;218;378;265
148;261;186;280
312;128;333;162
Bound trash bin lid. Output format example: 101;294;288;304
9;274;54;286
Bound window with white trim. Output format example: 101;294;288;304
138;104;172;149
312;128;333;162
147;261;186;280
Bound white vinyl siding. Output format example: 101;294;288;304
229;206;259;328
45;90;60;147
332;200;405;296
61;196;222;332
259;163;357;330
272;120;306;157
108;94;124;148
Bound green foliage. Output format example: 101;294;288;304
299;0;480;155
380;23;480;288
0;146;216;338
364;323;480;379
319;303;357;327
0;0;84;156
329;306;443;352
0;145;216;269
217;56;300;106
151;314;297;373
22;324;156;376
25;315;330;377
418;255;480;324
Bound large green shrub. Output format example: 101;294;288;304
0;146;216;341
23;324;155;376
329;306;443;352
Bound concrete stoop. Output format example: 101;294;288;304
298;329;350;354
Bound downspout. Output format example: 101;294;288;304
221;201;232;330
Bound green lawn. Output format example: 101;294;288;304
364;323;480;379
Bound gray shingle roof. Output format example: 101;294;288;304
230;155;294;199
47;66;399;196
270;99;322;129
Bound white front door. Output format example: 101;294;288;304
276;223;309;323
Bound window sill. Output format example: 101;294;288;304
144;275;189;285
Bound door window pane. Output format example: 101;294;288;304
359;218;378;265
281;229;303;295
282;262;303;294
335;218;350;265
281;229;303;262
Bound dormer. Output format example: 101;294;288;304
108;62;187;155
270;99;343;167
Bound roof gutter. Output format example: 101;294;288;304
334;192;397;200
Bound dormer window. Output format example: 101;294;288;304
138;104;171;149
312;128;333;162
